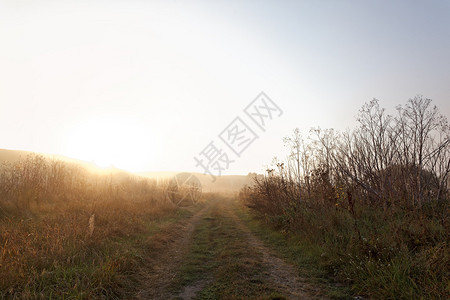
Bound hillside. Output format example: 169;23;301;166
0;149;256;193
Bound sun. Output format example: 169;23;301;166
64;115;153;172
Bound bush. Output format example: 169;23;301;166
240;96;450;298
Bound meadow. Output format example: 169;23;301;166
0;155;179;298
1;97;448;299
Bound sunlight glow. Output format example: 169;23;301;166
64;115;153;172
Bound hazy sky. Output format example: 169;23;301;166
1;0;449;174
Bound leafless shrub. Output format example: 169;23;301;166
240;96;449;298
244;96;449;215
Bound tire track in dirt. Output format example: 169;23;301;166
136;199;325;299
135;204;209;300
222;201;326;300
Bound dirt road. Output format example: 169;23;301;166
137;198;325;299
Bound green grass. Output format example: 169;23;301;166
171;201;279;299
238;195;450;299
0;206;198;299
232;202;353;299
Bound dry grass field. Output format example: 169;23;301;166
0;154;180;298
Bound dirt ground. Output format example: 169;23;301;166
136;199;326;300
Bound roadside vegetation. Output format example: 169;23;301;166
0;154;182;298
240;96;449;299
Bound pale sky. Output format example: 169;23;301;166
1;0;449;175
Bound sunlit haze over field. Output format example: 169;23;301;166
1;2;449;298
1;0;449;173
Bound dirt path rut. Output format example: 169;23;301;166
223;203;324;299
136;205;209;299
136;199;324;299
